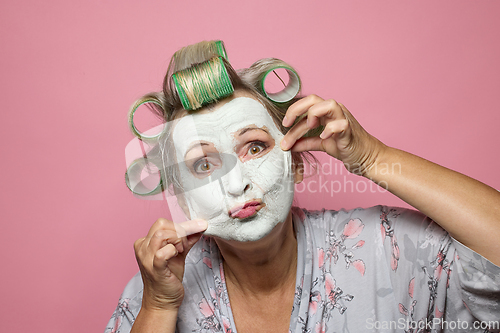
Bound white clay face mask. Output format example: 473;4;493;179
171;97;295;242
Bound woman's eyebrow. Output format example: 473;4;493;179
237;127;270;136
184;142;210;159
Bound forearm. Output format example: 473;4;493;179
131;308;178;333
366;146;500;265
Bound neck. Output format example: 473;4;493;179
214;211;297;295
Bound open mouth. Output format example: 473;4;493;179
229;200;265;219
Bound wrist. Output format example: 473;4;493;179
139;305;179;316
141;284;185;312
131;306;179;333
344;137;389;179
361;144;395;182
141;297;183;313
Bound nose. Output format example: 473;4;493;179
223;160;252;197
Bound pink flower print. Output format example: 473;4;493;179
219;262;226;283
435;264;443;281
380;208;400;271
343;219;364;239
350;241;366;275
199;298;214;318
398;278;417;319
315;321;326;333
398;303;409;316
408;277;415;298
318;248;325;269
308;290;322;316
293;276;304;311
211;275;229;308
391;237;400;271
203;257;212;269
352;259;366;276
325;273;354;315
380;224;386;241
108;298;133;333
324;219;366;276
421;240;451;319
342;220;366;275
210;288;217;302
435;305;444;318
325;273;336;302
197;299;224;332
110;317;121;333
222;316;234;333
351;240;365;249
432;243;450;281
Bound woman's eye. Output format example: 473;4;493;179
194;159;213;174
249;145;263;155
246;142;267;157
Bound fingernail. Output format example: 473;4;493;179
282;116;289;127
197;219;208;230
280;138;289;150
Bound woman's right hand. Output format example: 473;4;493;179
134;218;208;311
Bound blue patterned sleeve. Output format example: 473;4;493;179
383;206;500;331
452;238;500;323
104;272;144;333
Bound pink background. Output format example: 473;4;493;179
1;1;499;331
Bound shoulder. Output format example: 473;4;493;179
104;272;143;333
292;205;440;253
118;271;144;302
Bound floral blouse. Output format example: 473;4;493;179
105;206;500;332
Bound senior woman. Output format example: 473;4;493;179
106;41;500;333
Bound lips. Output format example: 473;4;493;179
229;200;265;219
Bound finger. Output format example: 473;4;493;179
134;237;146;254
306;99;345;129
338;103;359;130
281;116;313;151
289;136;326;153
145;218;175;240
174;219;207;238
282;95;324;127
319;119;350;140
281;98;347;151
149;229;184;255
173;219;208;255
153;243;178;275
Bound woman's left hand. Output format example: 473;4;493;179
280;96;500;265
280;94;385;176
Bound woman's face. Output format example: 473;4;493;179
171;94;295;242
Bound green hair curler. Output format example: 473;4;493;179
128;98;166;141
214;40;228;60
260;65;301;104
173;56;234;111
125;157;164;196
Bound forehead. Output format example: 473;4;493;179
172;97;281;154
